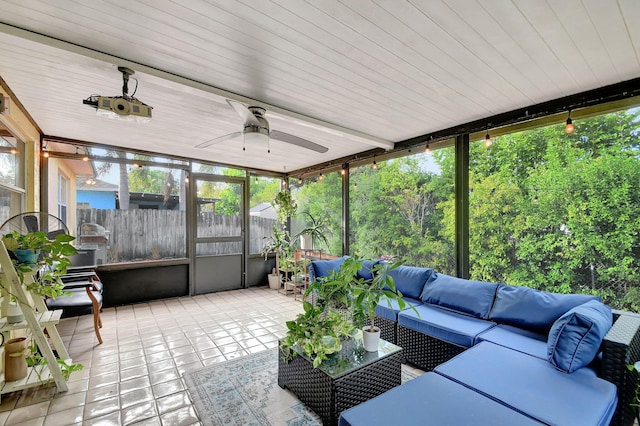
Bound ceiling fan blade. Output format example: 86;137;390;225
270;130;329;153
227;99;261;127
195;132;242;148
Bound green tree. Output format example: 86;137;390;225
461;108;640;310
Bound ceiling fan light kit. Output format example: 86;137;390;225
195;99;329;153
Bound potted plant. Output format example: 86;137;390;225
352;260;413;351
295;211;329;251
272;190;297;225
304;257;364;321
6;296;24;323
280;257;371;367
280;301;356;368
1;230;78;299
261;226;293;290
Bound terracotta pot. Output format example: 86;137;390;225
4;337;28;381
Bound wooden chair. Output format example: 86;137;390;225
45;266;103;344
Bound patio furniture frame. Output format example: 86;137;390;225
398;311;640;426
278;340;403;426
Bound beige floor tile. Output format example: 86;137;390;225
48;391;86;414
1;287;304;425
84;395;120;419
42;406;83;426
82;410;122;426
151;379;185;399
85;382;119;403
121;400;157;425
5;401;50;424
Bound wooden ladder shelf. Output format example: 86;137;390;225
0;241;70;398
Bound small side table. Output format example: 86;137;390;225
278;333;403;426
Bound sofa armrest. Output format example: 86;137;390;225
601;312;640;426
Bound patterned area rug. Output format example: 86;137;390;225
184;348;419;426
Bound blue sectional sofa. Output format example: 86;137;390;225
308;258;640;426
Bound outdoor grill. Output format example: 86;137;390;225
78;223;110;265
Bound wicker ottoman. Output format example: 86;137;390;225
278;336;403;426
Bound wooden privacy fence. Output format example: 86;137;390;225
76;209;276;262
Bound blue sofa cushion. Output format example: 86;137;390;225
308;256;348;283
434;342;617;426
356;259;378;281
547;300;613;373
338;372;544;426
489;284;600;332
387;265;433;299
419;272;498;319
476;324;548;359
374;296;421;321
398;304;495;348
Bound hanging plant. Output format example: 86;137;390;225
272;190;297;225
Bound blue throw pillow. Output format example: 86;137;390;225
547;300;612;373
357;259;379;281
309;256;347;282
420;273;498;319
387;266;433;299
489;285;600;333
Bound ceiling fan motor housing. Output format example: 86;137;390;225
244;106;270;136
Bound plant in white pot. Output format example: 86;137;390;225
261;226;293;290
6;296;24;324
295;211;329;251
352;260;411;351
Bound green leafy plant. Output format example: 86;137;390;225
2;231;78;299
351;260;418;331
627;362;640;422
295;211;329;250
26;339;83;381
280;301;356;368
261;226;292;261
272;190;297;225
261;226;294;285
305;257;364;315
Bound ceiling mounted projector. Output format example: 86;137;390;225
83;67;153;123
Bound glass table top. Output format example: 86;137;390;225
291;330;402;379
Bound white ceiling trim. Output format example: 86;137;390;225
0;22;394;151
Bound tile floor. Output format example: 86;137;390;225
0;286;306;426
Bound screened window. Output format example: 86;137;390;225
46;143;187;264
349;149;455;273
291;171;342;257
468;108;640;311
250;175;280;254
58;174;68;224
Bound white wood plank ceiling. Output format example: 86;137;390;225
0;0;638;173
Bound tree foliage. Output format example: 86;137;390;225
294;109;640;310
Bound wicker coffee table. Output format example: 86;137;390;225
278;334;403;426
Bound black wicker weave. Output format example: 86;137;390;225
364;315;397;344
398;324;467;371
278;345;403;426
601;312;640;426
396;311;640;426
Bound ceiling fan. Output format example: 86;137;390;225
195;100;329;153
